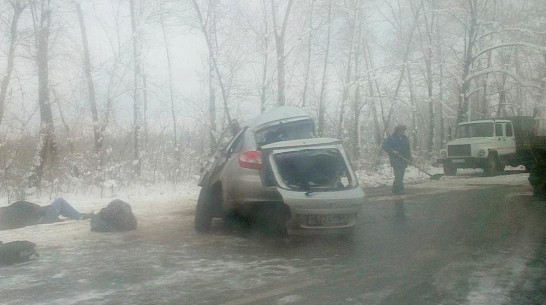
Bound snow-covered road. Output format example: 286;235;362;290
1;171;545;304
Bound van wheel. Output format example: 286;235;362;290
484;154;499;176
195;187;218;232
443;164;457;176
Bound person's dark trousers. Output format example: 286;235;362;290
41;198;82;223
393;166;406;194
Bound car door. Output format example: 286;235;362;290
198;127;246;187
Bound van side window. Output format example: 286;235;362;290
505;123;513;137
495;123;504;137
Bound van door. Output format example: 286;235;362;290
503;122;516;156
495;122;515;158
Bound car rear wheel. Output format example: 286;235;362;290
195;187;220;232
443;164;457;176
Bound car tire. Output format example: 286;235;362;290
195;187;217;232
484;154;499;176
443;164;457;176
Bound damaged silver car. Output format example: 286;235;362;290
195;106;365;235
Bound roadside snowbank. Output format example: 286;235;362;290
0;180;201;219
356;165;526;188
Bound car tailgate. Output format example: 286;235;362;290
276;187;365;213
261;137;365;212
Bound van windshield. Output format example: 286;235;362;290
255;119;315;146
456;122;494;138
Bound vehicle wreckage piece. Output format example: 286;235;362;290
195;107;365;234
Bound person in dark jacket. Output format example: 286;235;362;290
90;199;137;232
0;198;91;231
383;125;412;195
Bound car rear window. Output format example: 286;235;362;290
273;148;354;191
255;119;315;146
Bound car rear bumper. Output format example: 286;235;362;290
438;157;486;168
282;188;365;233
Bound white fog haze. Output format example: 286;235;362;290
1;0;546;303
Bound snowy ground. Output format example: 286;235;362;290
0;164;526;223
0;166;539;305
356;164;527;188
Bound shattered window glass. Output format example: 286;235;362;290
255;119;315;146
273;148;354;191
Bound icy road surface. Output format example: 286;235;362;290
1;171;545;304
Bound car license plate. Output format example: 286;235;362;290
452;159;465;163
307;215;348;227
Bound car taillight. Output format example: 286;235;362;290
239;151;262;170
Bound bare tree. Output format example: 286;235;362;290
159;2;178;155
28;0;57;188
0;0;26;125
257;0;271;113
414;0;435;152
270;0;294;106
337;3;358;139
301;0;315;108
76;2;102;157
317;0;333;136
380;0;423;144
192;0;232;125
129;0;142;175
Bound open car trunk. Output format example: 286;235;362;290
261;138;365;230
273;148;352;191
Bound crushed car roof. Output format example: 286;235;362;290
249;106;311;129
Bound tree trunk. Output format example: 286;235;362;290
76;3;102;156
480;51;492;118
419;0;435;153
192;0;231;123
143;73;148;148
382;0;423;140
406;66;418;151
0;1;25;125
457;0;478;123
209;54;217;152
28;0;57;188
301;0;314;108
270;0;294;107
260;0;270;113
159;6;178;154
351;0;363;158
129;0;141;175
317;0;333;136
363;43;381;148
